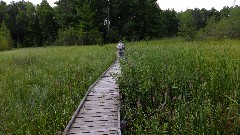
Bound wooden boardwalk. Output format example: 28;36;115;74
64;59;121;135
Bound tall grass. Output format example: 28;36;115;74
0;45;116;134
119;39;240;134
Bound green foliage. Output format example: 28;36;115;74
24;2;42;47
0;1;7;24
119;39;240;134
77;1;103;45
4;2;19;47
61;0;177;43
2;1;42;47
220;6;231;18
198;6;240;40
178;6;240;40
55;26;103;46
178;9;197;40
37;0;58;46
161;9;179;37
54;0;81;28
15;2;28;46
223;7;240;38
54;0;103;45
112;0;166;41
55;27;84;46
0;22;12;51
0;35;8;50
1;0;240;46
0;44;116;134
197;16;219;40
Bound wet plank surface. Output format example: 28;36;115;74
65;59;121;135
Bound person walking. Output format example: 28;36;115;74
117;40;125;58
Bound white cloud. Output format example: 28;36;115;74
1;0;57;7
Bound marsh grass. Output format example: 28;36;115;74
0;45;115;134
119;39;240;134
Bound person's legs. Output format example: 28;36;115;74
117;50;124;59
118;51;121;58
121;51;124;58
119;51;124;58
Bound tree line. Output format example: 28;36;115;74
178;6;240;40
0;0;239;51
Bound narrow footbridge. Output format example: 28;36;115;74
64;59;121;135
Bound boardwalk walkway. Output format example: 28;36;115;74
64;59;121;135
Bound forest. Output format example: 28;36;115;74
0;0;240;50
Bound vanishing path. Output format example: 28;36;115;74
64;59;121;135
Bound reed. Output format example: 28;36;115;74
119;39;240;134
0;45;116;134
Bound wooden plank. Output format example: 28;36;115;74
68;127;118;135
64;59;121;135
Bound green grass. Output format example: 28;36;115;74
119;39;240;134
0;45;116;134
2;39;240;134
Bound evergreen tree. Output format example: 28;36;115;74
0;22;12;50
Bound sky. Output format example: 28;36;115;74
1;0;57;7
157;0;240;11
1;0;240;11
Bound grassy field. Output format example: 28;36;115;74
119;39;240;134
0;45;116;134
1;39;240;134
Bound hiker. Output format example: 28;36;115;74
117;40;125;58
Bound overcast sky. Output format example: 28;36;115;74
1;0;239;11
157;0;239;11
1;0;57;7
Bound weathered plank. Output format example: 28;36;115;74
64;59;121;135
